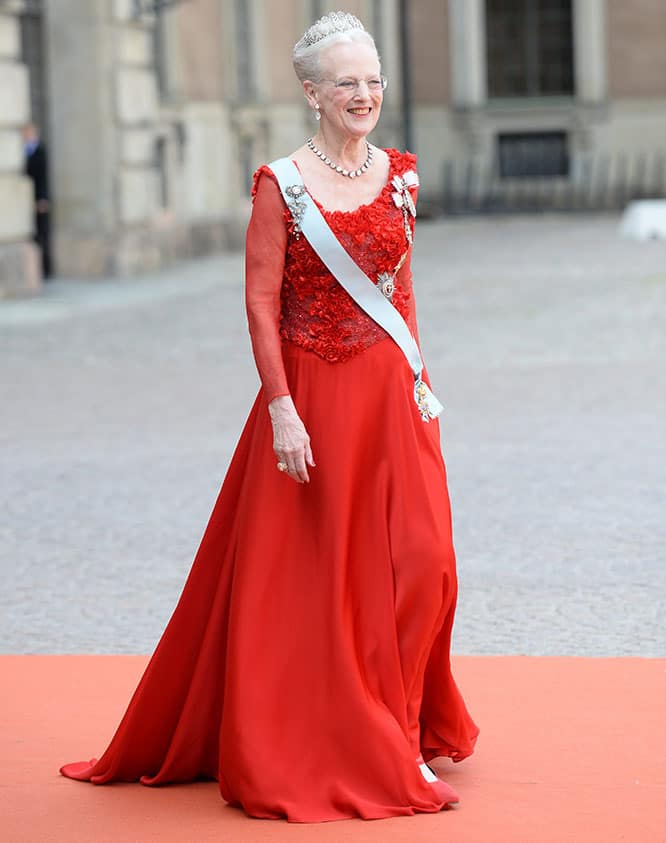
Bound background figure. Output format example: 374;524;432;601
22;122;52;279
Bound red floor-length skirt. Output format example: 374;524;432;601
60;338;479;822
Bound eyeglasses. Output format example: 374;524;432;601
320;75;388;93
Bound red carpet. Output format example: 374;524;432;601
0;656;663;842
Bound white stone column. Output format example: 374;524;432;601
573;0;607;103
448;0;487;108
114;17;159;227
44;0;118;275
0;10;40;296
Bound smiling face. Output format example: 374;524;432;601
305;39;383;141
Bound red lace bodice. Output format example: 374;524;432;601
245;149;420;402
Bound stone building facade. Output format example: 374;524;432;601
411;0;666;196
1;0;665;295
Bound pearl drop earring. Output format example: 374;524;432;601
314;103;321;121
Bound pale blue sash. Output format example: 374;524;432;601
268;156;443;422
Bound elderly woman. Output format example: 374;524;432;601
60;11;478;822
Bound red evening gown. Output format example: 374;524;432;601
60;148;479;822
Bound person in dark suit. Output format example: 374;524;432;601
22;122;52;279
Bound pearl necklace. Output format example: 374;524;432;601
307;137;374;178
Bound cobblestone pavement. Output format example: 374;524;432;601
1;214;665;656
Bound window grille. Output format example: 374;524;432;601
497;131;569;178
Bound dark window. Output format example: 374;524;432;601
486;0;574;97
498;131;569;178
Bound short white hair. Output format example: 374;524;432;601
293;11;379;84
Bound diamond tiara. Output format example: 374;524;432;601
300;11;366;49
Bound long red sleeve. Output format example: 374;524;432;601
394;247;422;347
245;169;291;403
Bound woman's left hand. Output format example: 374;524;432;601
268;395;316;483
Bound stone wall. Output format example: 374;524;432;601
607;0;666;99
407;0;666;201
174;0;224;101
411;0;450;106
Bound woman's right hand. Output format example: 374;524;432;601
268;395;315;483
